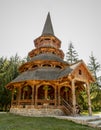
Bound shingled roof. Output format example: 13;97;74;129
30;53;67;63
11;67;72;83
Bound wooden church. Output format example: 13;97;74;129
6;13;95;116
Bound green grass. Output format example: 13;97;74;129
81;110;101;116
0;113;97;130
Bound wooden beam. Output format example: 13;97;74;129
71;79;76;116
86;82;92;116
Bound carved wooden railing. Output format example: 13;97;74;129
12;99;31;106
11;99;55;108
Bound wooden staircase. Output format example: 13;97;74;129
61;98;73;115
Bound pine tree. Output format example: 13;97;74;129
66;42;79;64
0;54;25;111
88;52;101;110
88;52;101;80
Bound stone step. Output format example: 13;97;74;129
97;125;101;130
55;115;101;129
87;120;101;127
85;117;101;122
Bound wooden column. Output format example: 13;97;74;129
71;79;76;116
31;86;34;105
11;89;14;106
12;89;14;100
55;86;57;106
86;82;92;116
35;86;38;107
18;87;21;106
58;86;60;106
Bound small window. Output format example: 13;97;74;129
40;39;43;42
32;65;38;68
52;39;56;43
79;69;82;75
45;38;50;40
43;64;51;67
55;65;62;69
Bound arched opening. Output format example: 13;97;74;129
60;86;71;102
32;64;38;69
38;85;54;99
48;86;54;100
21;85;32;99
38;86;44;99
42;64;51;67
45;38;50;40
37;85;55;105
13;88;18;100
55;65;62;69
75;82;86;113
79;69;82;75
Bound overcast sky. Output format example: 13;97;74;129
0;0;101;67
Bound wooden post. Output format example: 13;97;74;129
31;86;34;105
71;79;76;116
55;86;57;106
18;87;21;106
86;82;92;116
58;86;60;106
35;86;38;107
45;89;48;99
11;89;14;106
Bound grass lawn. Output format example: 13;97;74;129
81;110;101;116
0;113;98;130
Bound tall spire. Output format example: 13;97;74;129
42;12;54;35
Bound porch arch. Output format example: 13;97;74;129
21;85;32;99
36;84;55;105
38;85;55;100
59;86;72;105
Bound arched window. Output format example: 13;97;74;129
13;88;18;100
79;69;82;75
45;38;50;40
37;85;55;105
21;86;32;99
55;65;62;69
60;86;70;101
32;65;38;69
42;64;51;67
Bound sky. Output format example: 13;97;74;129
0;0;101;67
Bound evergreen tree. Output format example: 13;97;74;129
0;54;25;111
88;52;101;80
66;42;79;64
88;52;101;110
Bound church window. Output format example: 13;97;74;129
55;65;62;69
79;69;82;75
42;64;51;67
45;38;50;40
32;65;38;68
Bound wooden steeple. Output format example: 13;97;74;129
5;13;95;117
42;12;54;36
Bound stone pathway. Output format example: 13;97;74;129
55;115;101;129
0;112;7;114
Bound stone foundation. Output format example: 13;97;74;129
10;107;65;117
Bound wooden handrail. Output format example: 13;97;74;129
61;97;73;114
